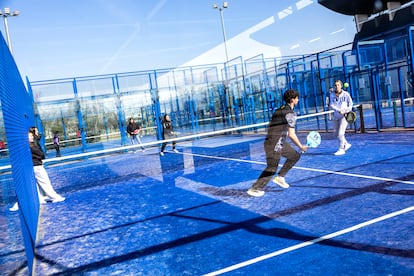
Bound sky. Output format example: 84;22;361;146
0;0;357;82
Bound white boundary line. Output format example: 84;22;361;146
203;205;414;276
183;150;413;274
0;110;333;172
180;151;414;185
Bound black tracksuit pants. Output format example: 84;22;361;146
251;138;300;190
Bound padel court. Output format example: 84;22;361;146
2;130;414;275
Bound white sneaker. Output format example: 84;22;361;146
273;176;290;188
247;188;265;197
9;202;19;211
334;149;346;156
173;149;179;153
160;152;164;156
344;143;352;151
52;196;65;203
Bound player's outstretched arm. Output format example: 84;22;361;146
288;128;308;152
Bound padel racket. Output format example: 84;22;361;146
306;131;321;148
344;111;356;123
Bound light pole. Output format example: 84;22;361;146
213;2;233;125
0;7;20;55
213;2;229;63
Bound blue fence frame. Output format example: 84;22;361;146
0;34;38;275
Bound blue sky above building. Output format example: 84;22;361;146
1;0;356;81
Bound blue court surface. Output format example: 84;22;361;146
1;130;414;275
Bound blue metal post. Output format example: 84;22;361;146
150;71;163;140
73;79;87;151
113;75;127;145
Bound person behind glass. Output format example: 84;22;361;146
77;128;81;145
247;89;308;197
9;129;65;211
29;126;42;149
126;118;145;152
329;80;353;156
53;131;61;157
0;140;5;157
160;114;178;156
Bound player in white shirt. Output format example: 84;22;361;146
329;80;353;156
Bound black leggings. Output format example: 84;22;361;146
251;139;300;190
161;134;176;152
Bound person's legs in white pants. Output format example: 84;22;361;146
334;118;350;155
336;117;349;148
33;165;64;202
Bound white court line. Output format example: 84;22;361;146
203;205;414;276
179;151;414;185
0;111;334;172
180;151;414;274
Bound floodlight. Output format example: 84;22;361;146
1;7;20;55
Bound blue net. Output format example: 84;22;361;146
0;33;38;274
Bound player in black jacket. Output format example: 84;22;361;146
247;89;308;197
126;117;144;152
30;129;65;203
9;129;65;211
160;114;178;156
